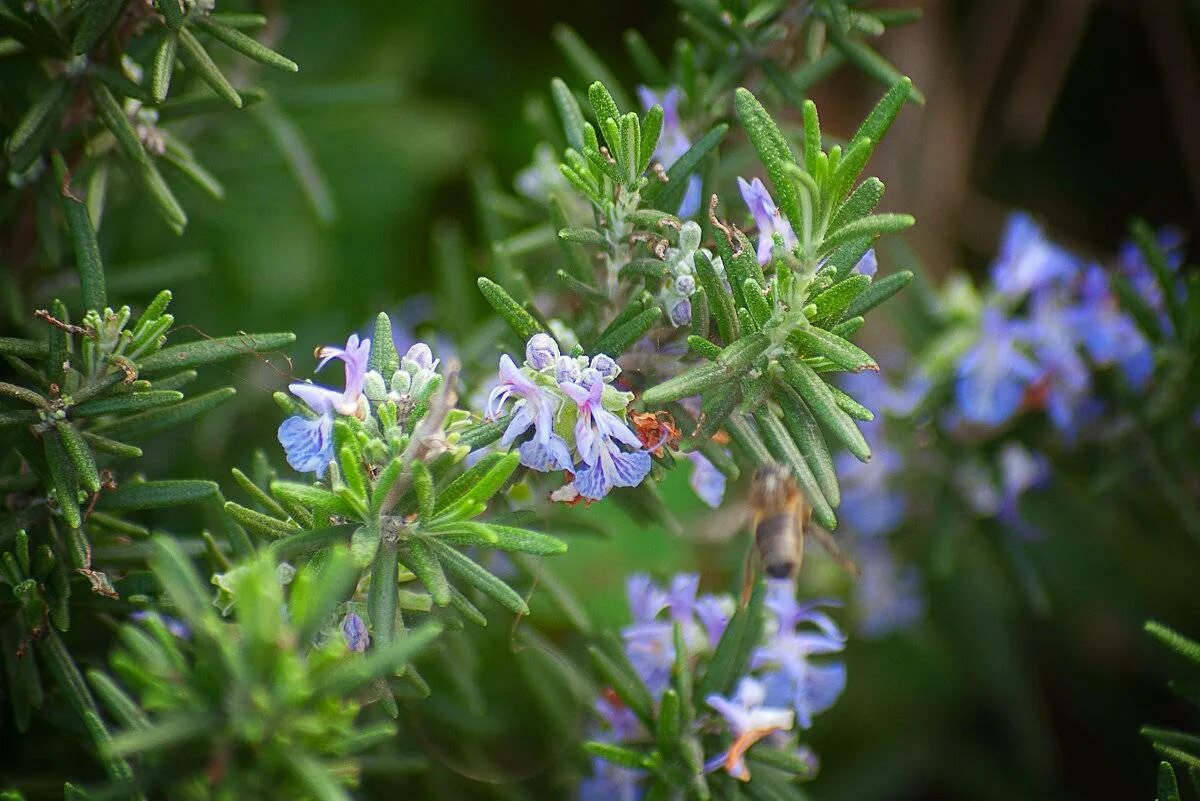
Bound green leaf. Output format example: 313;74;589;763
0;337;47;359
434;451;519;518
193;16;298;72
700;580;765;697
91;83;148;167
55;422;100;494
156;0;184;29
645;124;728;211
831;177;885;232
147;536;211;626
811;273;871;325
551;77;586;153
50;153;106;311
151;32;178;102
86;669;149;731
92;387;235;440
792;325;878;372
138;332;295;373
1147;621;1200;664
72;0;126;54
426;539;528;616
753;408;835;529
642;332;769;405
73;390;183;416
821;213;914;256
1132;219;1182;328
403;537;450;607
223;501;296;539
845;269;912;317
778;355;870;461
269;481;356;520
7;79;70;158
43;430;81;529
80;431;142;459
293;547;360;647
477;277;545;341
437;523;566;556
735;88;800;228
589;636;654;725
585;741;654;770
829;384;874;421
590;307;662;357
99;479;218;510
834;39;924;104
777;383;839;508
177;27;241;107
1158;762;1182;801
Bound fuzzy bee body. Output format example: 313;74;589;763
749;463;811;581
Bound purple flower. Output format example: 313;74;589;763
737;176;798;265
853;249;877;277
637;85;701;218
1026;293;1094;436
1117;227;1184;332
626;574;669;624
342;612;369;653
753;584;846;728
990;212;1079;300
694;594;733;645
278;334;371;477
705;677;796;781
669;298;692;327
403;342;434;371
559;379;651;500
1070;266;1152;387
686;452;726;508
954;307;1040;427
580;759;644;801
996;443;1049;535
486;354;573;473
854;541;923;638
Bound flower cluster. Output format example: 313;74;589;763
485;334;652;499
277;326;444;478
657;220;726;327
585;575;844;794
954;213;1167;437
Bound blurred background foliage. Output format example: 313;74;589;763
3;1;1199;799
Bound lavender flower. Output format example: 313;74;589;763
752;583;847;729
277;333;371;477
954;307;1040;427
341;612;369;653
686;451;726;509
637;86;701;218
559;378;651;500
705;676;796;781
737;176;799;265
990;212;1079;300
485;353;573;472
1071;265;1152;387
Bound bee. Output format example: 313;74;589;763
742;463;858;601
749;463;809;580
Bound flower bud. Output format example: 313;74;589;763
670;298;692;327
580;367;604;389
675;273;696;296
555;354;581;384
590;353;620;382
403;342;434;371
342;612;369;653
679;220;702;253
525;333;560;370
363;370;388;402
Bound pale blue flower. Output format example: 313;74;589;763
341;612;369;653
559;378;651;499
637;85;701;218
704;676;796;781
954;307;1040;426
278;333;371;477
486;353;573;473
990;212;1079;299
854;541;924;638
686;451;726;508
737;176;799;265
